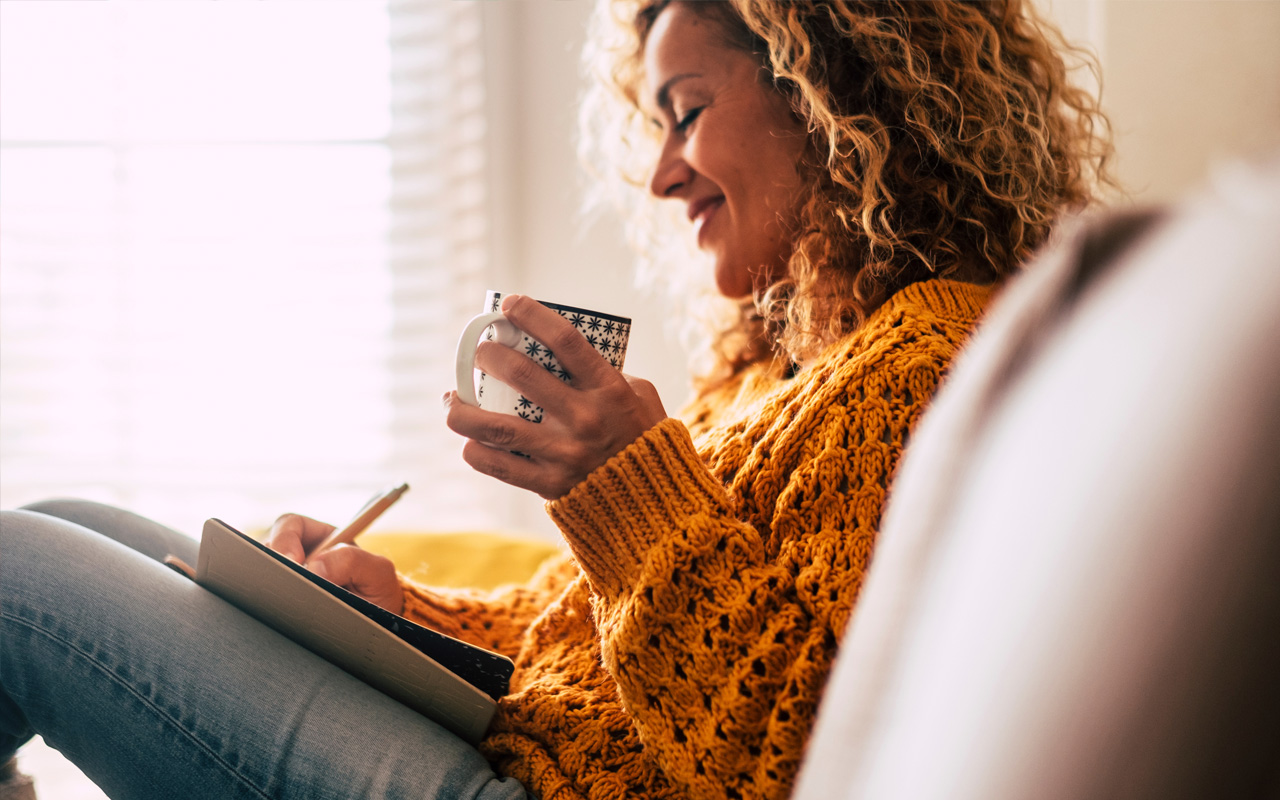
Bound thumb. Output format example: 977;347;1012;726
307;545;403;614
624;374;668;425
309;558;333;582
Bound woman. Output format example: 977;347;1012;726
0;2;1111;798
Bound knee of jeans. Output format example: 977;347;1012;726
0;509;32;546
19;497;104;520
0;510;42;558
15;499;138;546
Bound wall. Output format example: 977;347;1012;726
480;0;1280;538
482;1;686;538
482;2;685;401
1103;0;1280;202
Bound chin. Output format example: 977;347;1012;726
714;280;754;300
713;264;752;300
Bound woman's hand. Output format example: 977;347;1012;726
265;513;404;615
444;294;668;500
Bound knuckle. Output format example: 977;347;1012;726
462;440;510;483
481;419;519;447
372;552;397;577
318;546;346;567
555;437;592;467
508;354;541;385
268;513;301;539
347;547;387;575
548;326;587;355
628;376;657;396
571;406;607;438
485;457;514;485
545;438;573;464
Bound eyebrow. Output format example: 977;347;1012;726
653;73;701;111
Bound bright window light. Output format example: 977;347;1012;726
1;1;495;536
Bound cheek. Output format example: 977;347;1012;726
684;133;745;191
767;139;808;220
744;150;804;234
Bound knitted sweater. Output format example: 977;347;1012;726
402;279;992;800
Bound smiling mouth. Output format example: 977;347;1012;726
689;196;724;242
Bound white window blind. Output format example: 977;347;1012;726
0;0;500;537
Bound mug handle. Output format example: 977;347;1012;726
455;311;521;406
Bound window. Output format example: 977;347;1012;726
0;0;498;536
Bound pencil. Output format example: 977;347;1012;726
310;482;409;559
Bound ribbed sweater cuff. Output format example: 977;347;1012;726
902;279;993;321
547;417;731;601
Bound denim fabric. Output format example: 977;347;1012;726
0;500;528;800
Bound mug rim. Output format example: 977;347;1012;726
486;290;631;327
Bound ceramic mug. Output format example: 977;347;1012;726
455;290;631;422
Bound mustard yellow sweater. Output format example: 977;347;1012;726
403;279;991;800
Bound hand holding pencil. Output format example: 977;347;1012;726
264;483;410;614
310;482;409;559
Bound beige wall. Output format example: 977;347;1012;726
482;1;690;401
482;2;683;537
1104;0;1280;202
480;0;1280;536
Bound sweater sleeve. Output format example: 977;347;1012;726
546;328;966;800
399;552;578;659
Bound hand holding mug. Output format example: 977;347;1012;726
447;292;667;499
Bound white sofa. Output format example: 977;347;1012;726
794;155;1280;799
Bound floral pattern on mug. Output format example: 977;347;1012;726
479;290;631;422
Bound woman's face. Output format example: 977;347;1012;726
641;2;808;299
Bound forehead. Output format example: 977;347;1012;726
640;4;734;109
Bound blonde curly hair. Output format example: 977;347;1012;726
580;0;1114;386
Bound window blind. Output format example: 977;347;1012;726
0;0;501;536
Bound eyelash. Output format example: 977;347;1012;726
674;107;703;133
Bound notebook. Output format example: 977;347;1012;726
192;518;513;744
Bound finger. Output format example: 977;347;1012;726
624;374;668;420
445;391;572;496
461;438;566;499
443;390;544;452
500;295;618;387
265;513;335;564
473;339;573;411
310;545;403;614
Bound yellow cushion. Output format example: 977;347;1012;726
360;530;561;590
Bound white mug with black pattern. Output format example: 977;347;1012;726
455;290;631;421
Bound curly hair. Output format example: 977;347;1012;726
580;0;1114;386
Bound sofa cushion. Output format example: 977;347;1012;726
360;530;561;590
794;156;1280;800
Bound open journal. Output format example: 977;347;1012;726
191;518;514;744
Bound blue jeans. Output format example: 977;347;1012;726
0;500;528;800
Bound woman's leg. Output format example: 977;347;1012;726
20;498;199;565
0;507;527;800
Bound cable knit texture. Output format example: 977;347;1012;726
402;279;991;800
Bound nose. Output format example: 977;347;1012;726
648;134;693;199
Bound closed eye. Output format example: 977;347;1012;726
674;106;704;133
